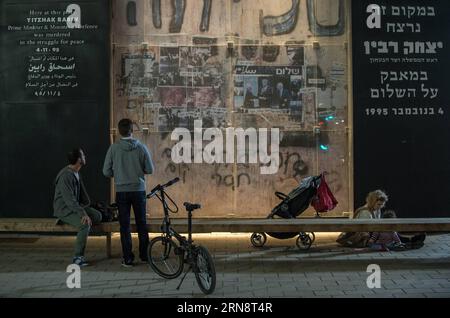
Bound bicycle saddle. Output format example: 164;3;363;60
184;202;201;211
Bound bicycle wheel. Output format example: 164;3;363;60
193;245;216;295
148;236;184;279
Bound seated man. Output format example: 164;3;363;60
53;148;102;266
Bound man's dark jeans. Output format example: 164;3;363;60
116;191;149;262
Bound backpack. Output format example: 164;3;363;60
91;202;118;222
311;174;338;213
336;231;370;248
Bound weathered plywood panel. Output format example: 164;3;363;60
111;0;351;218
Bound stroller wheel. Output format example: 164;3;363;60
296;233;312;251
250;233;267;248
306;232;316;243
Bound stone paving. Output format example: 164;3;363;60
0;232;449;298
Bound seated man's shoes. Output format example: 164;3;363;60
73;256;89;267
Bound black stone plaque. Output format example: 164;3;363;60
0;0;110;217
353;0;450;217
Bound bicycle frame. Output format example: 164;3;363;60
156;188;196;260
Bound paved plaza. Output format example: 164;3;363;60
0;232;449;298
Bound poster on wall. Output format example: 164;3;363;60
352;0;450;217
233;65;304;114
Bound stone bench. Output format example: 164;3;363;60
1;217;449;258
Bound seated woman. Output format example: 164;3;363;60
336;190;388;248
367;210;406;251
354;189;388;219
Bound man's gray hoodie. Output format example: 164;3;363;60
53;167;90;218
103;138;154;192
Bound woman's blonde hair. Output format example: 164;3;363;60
366;190;388;211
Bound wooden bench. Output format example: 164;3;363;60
1;218;450;258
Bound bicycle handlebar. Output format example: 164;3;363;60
147;177;180;198
163;177;180;188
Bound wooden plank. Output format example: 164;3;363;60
1;218;450;233
0;219;77;232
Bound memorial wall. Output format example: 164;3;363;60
5;1;446;219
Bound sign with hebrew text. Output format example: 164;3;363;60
353;0;450;217
353;0;448;120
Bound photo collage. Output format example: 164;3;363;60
121;43;226;132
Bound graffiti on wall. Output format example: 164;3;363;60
125;0;345;36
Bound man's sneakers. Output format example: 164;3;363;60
121;259;134;268
121;257;148;267
73;256;89;267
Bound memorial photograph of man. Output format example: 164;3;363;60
272;80;291;109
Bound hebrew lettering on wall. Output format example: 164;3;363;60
112;0;350;217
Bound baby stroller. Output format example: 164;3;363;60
250;173;337;250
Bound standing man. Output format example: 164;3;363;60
103;119;154;267
54;148;102;266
